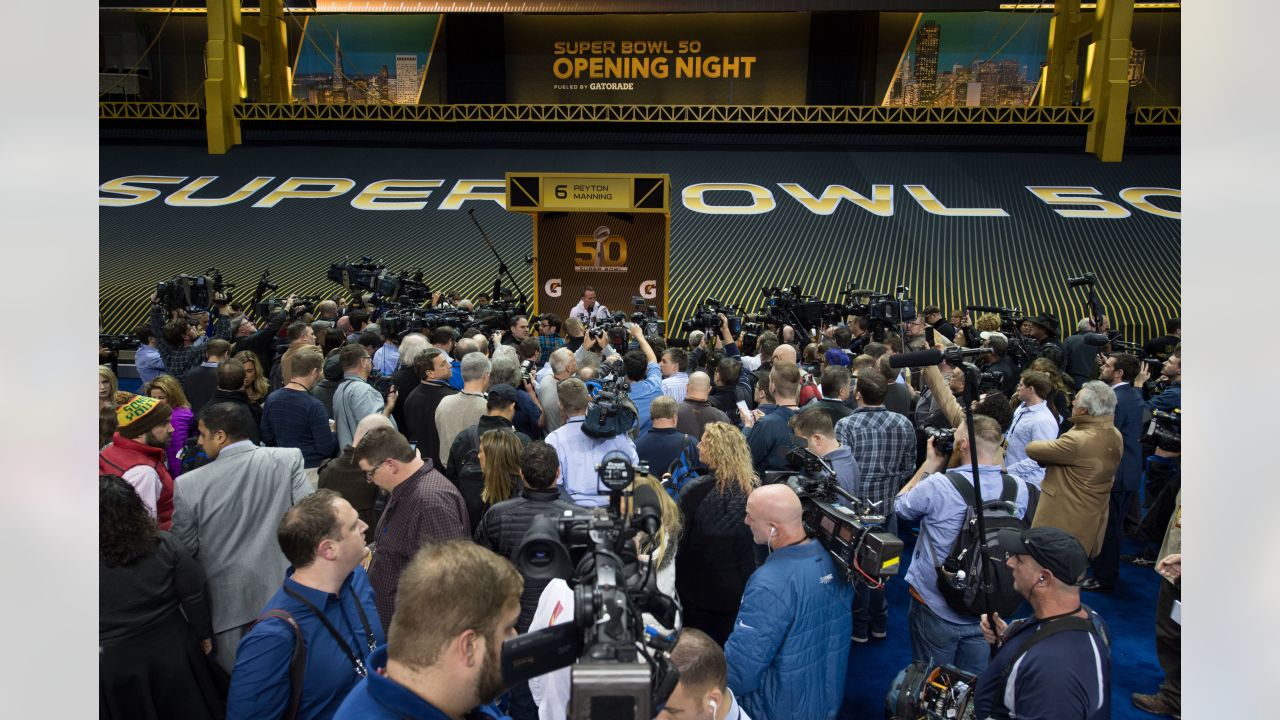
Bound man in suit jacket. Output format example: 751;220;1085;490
171;401;313;673
1084;353;1147;592
1008;381;1123;559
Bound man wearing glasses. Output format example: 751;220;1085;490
353;425;469;634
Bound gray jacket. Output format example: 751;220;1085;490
170;442;313;633
334;375;396;448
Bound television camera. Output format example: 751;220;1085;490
776;446;904;587
1146;409;1181;453
629;297;666;339
155;268;234;312
501;453;681;720
840;285;917;341
679;297;743;336
327;256;431;303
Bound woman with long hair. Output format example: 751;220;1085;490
143;374;194;478
100;474;226;719
628;472;684;598
674;421;760;646
466;429;524;531
99;365;118;411
234;350;269;406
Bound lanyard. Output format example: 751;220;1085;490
283;584;377;677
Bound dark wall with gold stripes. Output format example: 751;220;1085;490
100;144;1179;343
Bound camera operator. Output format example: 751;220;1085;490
573;323;621;367
1020;313;1064;367
658;628;752;720
725;483;854;720
1062;317;1108;390
619;322;663;438
972;527;1111;720
1143;317;1181;362
545;378;639;508
789;407;859;502
149;292;233;382
978;332;1018;396
894;415;1029;674
1135;345;1181;413
230;295;295;374
333;541;521;720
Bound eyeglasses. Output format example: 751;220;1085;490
362;459;390;480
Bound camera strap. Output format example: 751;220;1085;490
281;584;377;678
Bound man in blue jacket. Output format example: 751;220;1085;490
1084;352;1145;592
725;484;853;720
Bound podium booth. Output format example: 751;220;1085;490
505;172;671;323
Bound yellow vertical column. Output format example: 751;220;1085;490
205;0;244;154
1040;0;1083;107
1083;0;1135;162
258;0;291;103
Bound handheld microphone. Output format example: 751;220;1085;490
632;484;663;537
888;347;993;368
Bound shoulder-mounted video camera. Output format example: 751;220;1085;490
155;268;234;312
775;446;904;586
1146;409;1180;453
328;256;431;303
501;453;680;719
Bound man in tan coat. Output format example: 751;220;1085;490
1007;380;1122;558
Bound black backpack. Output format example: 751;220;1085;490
935;471;1027;618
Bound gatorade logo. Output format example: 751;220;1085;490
545;278;562;297
639;280;657;299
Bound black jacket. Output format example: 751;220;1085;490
807;397;854;427
708;385;741;426
212;388;262;444
474;487;582;631
675;476;757;613
388;364;420;430
183;364;219;415
317;446;383;544
402;381;458;468
444;415;532;483
231;310;287;374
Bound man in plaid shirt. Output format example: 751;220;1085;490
835;368;916;643
536;313;566;364
354;425;470;633
148;295;232;382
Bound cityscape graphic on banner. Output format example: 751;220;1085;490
292;15;439;105
884;13;1051;107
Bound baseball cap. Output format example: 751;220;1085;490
997;526;1089;586
486;384;519;407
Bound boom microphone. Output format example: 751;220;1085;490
889;347;993;368
965;304;1010;314
1082;332;1111;347
632;484;663;538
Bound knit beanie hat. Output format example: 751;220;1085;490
114;392;173;439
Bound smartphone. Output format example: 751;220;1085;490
925;327;936;345
736;400;750;416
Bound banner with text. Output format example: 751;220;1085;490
505;13;810;105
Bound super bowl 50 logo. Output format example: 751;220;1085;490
574;226;628;273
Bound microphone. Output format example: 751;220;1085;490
889;347;993;368
632;484;663;537
965;304;1010;314
1067;272;1097;288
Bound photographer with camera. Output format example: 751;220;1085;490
971;527;1111;720
333;541;521;720
1062;317;1108;390
725;483;854;720
894;415;1030;674
149;292;233;382
1135;345;1181;413
621;322;664;438
545;378;639;508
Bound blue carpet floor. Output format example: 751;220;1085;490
838;530;1167;719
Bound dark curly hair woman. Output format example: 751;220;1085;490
99;474;227;719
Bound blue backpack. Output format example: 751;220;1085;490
661;435;699;500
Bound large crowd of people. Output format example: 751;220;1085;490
99;286;1183;720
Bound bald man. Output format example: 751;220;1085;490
676;371;730;439
725;484;854;720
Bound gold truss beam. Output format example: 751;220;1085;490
99;102;202;120
232;104;1098;125
1133;106;1180;125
